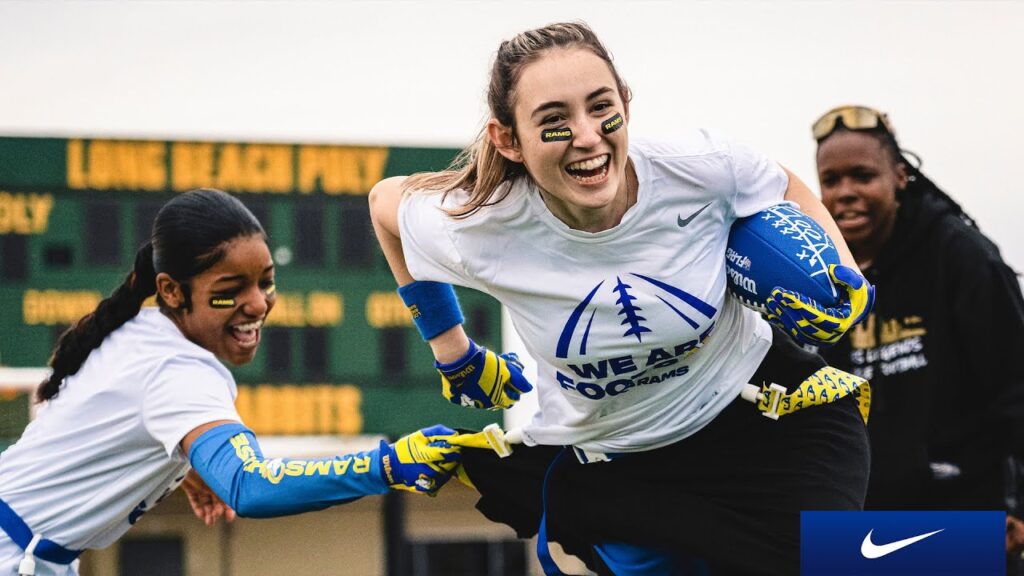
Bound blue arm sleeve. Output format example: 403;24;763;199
188;423;389;518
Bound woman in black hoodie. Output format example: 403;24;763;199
812;105;1024;565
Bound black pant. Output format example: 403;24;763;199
461;329;870;575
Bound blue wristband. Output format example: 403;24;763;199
397;281;465;340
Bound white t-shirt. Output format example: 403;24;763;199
400;132;787;452
0;307;240;558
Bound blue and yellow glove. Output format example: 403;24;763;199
435;339;534;410
765;264;875;347
378;425;461;495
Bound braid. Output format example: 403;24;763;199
37;189;264;402
38;242;157;402
900;157;978;230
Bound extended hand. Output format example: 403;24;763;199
765;264;874;346
379;425;461;495
182;469;236;526
436;340;533;410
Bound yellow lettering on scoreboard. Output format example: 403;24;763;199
307;292;343;326
263;292;305;327
170;142;215;191
365;292;414;328
66;140;166;190
244;145;293;193
0;192;53;235
23;289;102;325
235;384;363;435
170;142;293;193
264;291;344;327
215;144;243;191
63;139;396;195
297;146;389;195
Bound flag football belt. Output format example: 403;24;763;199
0;497;82;565
448;426;629;466
571;446;629;465
741;366;871;425
577;366;871;464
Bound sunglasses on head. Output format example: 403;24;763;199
812;105;895;141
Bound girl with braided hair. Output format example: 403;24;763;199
0;189;461;575
811;105;1024;570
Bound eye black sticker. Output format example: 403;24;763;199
541;128;572;142
209;297;236;308
602;113;624;134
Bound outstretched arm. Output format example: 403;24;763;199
180;420;461;518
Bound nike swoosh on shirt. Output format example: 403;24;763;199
860;528;945;559
677;202;712;227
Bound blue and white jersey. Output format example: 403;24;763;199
0;308;240;558
400;131;788;452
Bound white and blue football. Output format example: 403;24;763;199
726;202;841;312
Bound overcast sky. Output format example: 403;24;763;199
1;0;1022;272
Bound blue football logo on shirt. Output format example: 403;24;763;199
552;274;717;400
556;274;716;359
612;277;652;343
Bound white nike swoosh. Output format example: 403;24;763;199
860;528;944;559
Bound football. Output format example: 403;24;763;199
726;202;841;312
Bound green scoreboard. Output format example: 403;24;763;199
0;136;503;439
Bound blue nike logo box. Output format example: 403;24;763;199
801;511;1005;575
